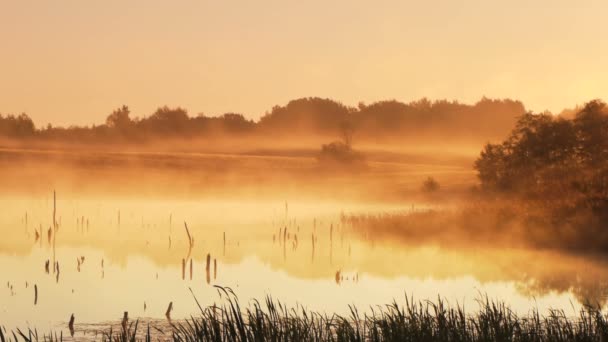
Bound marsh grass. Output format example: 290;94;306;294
3;287;608;341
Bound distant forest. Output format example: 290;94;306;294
0;97;527;145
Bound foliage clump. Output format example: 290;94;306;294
422;176;440;192
475;99;608;236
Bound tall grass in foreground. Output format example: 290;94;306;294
3;287;608;341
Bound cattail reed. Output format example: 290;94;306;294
213;258;217;280
330;224;333;265
34;284;37;305
311;233;315;262
189;259;193;280
283;227;287;260
223;231;226;256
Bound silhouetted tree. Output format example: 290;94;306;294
0;113;35;138
106;105;132;129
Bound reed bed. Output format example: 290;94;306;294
3;287;608;341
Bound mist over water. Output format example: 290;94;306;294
1;143;606;337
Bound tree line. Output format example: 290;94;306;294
475;99;608;225
0;97;525;144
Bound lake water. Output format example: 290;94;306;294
1;195;606;338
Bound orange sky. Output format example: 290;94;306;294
1;1;607;126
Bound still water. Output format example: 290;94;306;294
1;196;606;337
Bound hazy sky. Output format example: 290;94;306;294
1;1;607;126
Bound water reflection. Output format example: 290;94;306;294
0;196;607;334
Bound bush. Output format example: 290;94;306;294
317;141;364;165
422;176;440;192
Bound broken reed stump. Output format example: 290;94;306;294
55;262;60;283
68;314;75;337
166;302;173;321
53;190;56;231
182;259;186;280
206;253;211;284
122;312;128;331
